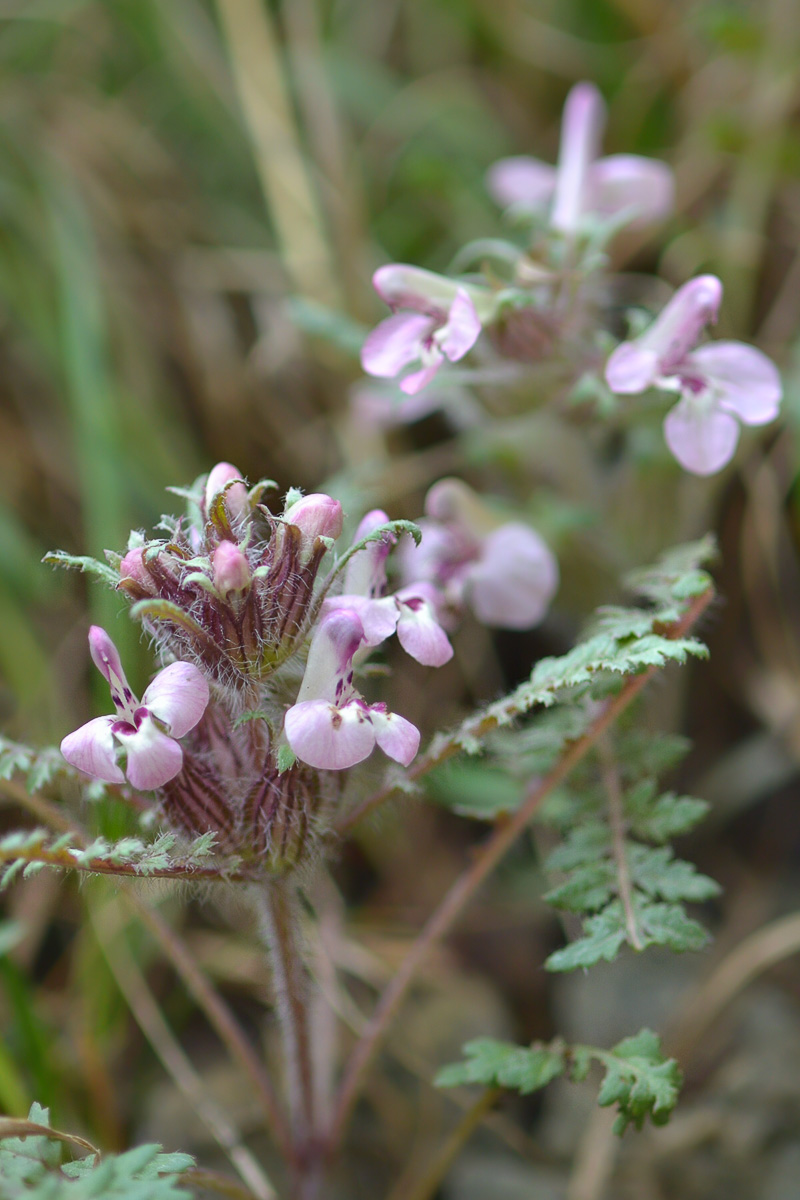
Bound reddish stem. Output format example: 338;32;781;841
327;588;714;1150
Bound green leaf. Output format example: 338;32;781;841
596;1029;682;1133
637;903;710;952
545;903;628;971
544;821;610;871
277;743;297;774
544;862;615;913
626;787;710;842
436;1031;682;1135
42;551;120;587
435;1038;565;1093
426;761;524;819
628;845;721;903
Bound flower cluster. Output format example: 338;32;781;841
356;81;782;477
59;466;557;869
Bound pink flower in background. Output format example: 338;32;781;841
284;609;420;770
487;81;674;234
61;627;209;790
605;275;783;475
401;480;559;630
361;265;483;395
324;510;453;667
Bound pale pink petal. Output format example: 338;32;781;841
440;290;482;362
344;510;393;596
119;548;149;587
142;662;210;738
467;524;559;629
690;342;782;425
588;155;674;224
367;706;420;766
284;699;376;770
323;594;400;647
205;462;249;522
61;716;124;785
639;276;722;375
605;342;660;394
551;81;605;234
663;399;740;476
486;156;557;209
361;312;435;378
358;596;401;645
296;609;364;705
115;714;184;790
372;264;459;316
88;626;126;688
88;626;137;719
284;493;344;541
213;541;252;595
394;586;454;666
400;361;443;395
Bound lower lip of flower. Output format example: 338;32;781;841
111;719;138;736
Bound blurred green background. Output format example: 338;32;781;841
2;2;800;1197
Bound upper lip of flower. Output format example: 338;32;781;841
60;626;210;790
486;80;674;234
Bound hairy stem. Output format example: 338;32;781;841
257;878;319;1186
328;588;713;1150
599;737;643;951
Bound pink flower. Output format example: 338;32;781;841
487;82;673;235
361;266;483;395
60;627;210;790
204;462;250;523
283;493;344;545
605;275;783;475
284;609;420;771
324;511;453;667
400;480;559;630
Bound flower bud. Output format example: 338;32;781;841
283;493;343;544
204;462;249;523
425;478;496;536
119;548;150;588
213;540;252;596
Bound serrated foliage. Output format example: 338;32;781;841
436;1028;681;1134
41;551;120;588
0;1103;194;1199
0;737;83;796
435;1038;566;1093
543;755;717;970
0;829;236;886
428;537;713;780
545;899;710;971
